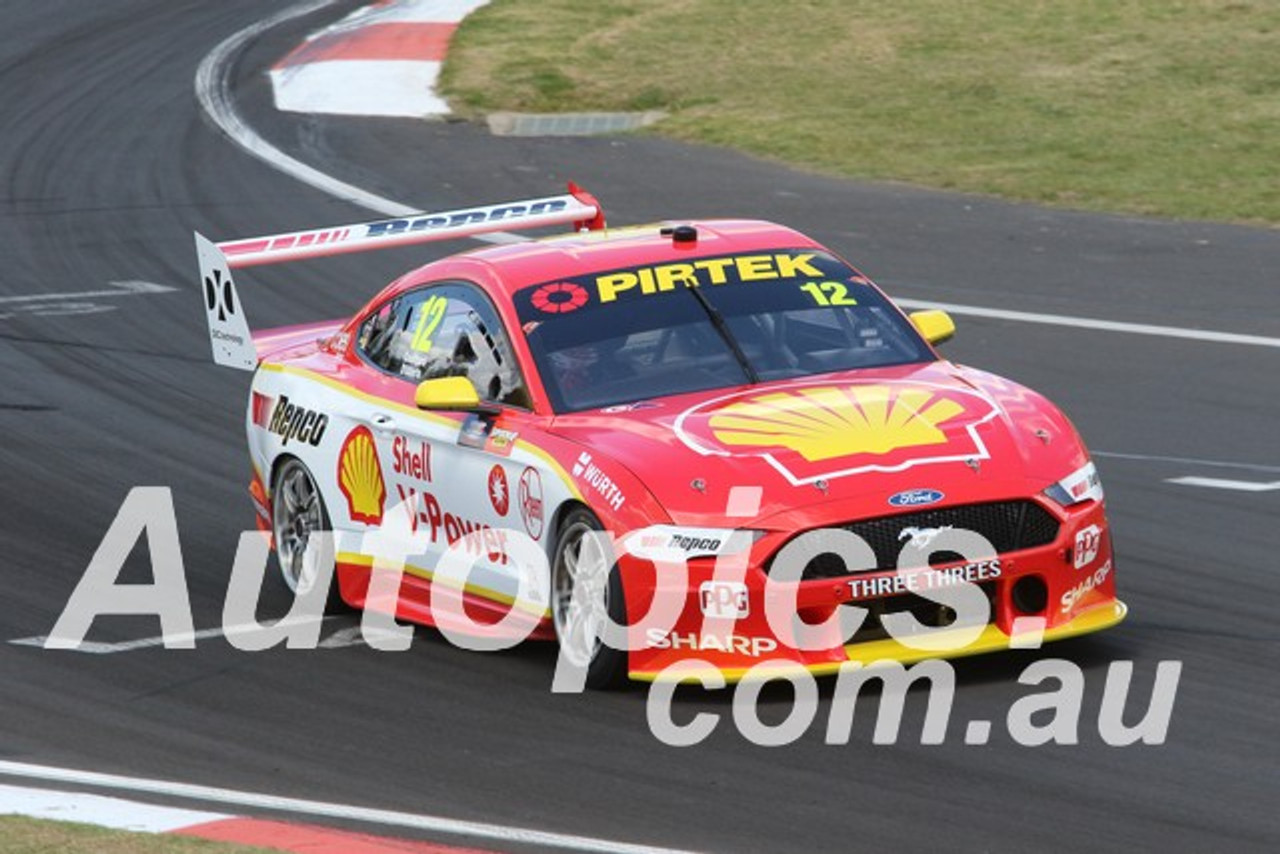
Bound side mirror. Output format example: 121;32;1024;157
414;376;498;414
908;309;956;346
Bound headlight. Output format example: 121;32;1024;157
1044;461;1104;507
623;525;763;562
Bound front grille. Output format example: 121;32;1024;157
774;500;1060;581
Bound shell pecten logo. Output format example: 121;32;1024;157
677;381;999;484
710;385;964;461
337;425;385;525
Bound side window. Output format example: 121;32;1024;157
357;283;531;409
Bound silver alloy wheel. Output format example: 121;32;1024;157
272;459;328;596
551;517;612;668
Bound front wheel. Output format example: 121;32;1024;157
272;457;343;611
550;507;629;689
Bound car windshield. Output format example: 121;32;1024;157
513;248;934;412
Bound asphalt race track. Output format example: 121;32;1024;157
2;2;1278;851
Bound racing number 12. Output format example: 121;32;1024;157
411;295;447;351
799;281;857;307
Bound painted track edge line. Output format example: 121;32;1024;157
0;782;229;833
0;762;702;854
195;0;419;219
895;297;1280;348
1092;450;1280;473
195;0;515;247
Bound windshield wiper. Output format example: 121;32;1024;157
686;287;759;384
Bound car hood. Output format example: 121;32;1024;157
547;361;1089;527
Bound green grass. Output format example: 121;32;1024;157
441;0;1280;224
0;817;274;854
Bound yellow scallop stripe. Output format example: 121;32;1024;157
257;362;584;502
336;550;551;618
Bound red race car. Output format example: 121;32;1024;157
197;185;1125;688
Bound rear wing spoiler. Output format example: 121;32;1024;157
196;184;605;370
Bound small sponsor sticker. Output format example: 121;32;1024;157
846;560;1002;601
518;466;544;540
267;396;329;447
1061;560;1112;614
645;629;778;657
1074;524;1102;569
486;427;518;457
1061;461;1105;503
458;414;489;450
488;465;510;517
699;581;750;619
392;435;432;483
251;391;274;428
531;282;589;314
458;417;518;458
623;526;752;561
571;452;626;511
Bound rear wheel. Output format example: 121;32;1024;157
551;507;629;689
272;458;343;610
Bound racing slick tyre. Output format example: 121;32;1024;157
272;457;345;612
551;507;629;689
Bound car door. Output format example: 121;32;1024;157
347;280;540;604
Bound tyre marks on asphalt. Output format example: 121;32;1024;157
0;280;176;321
8;616;336;654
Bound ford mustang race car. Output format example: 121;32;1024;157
197;185;1125;688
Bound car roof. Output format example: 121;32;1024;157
391;219;830;298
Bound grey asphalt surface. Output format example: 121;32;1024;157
1;1;1277;852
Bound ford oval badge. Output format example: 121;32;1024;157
888;488;945;508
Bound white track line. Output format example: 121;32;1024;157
1165;476;1280;492
0;783;228;833
894;297;1280;348
1092;450;1280;474
0;762;700;854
